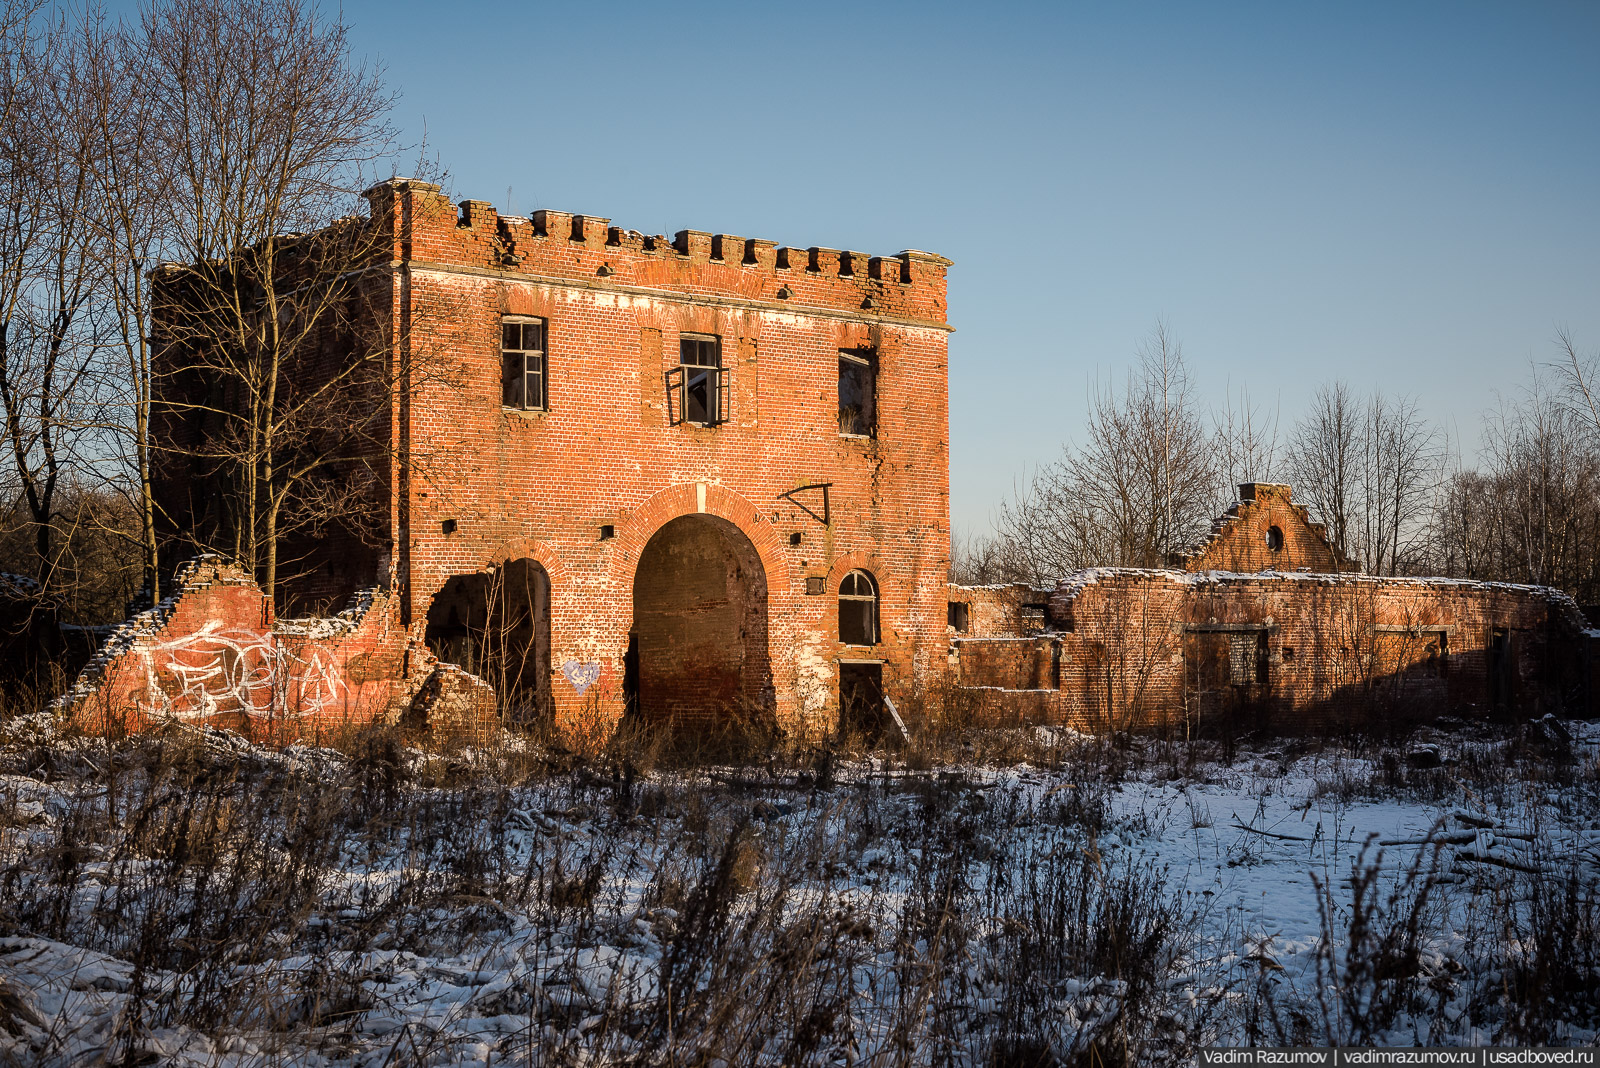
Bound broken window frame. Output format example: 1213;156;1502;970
838;346;876;438
501;317;548;411
838;569;879;646
1227;630;1269;687
669;333;728;426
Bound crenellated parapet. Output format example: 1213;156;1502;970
362;178;952;328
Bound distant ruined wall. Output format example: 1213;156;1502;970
954;569;1593;733
1179;483;1352;574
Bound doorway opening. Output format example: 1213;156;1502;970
424;558;551;722
839;661;886;740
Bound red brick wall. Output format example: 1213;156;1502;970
1182;483;1350;574
62;558;416;742
363;180;953;739
958;638;1057;690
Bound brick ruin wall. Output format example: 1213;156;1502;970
1179;483;1352;574
55;558;489;743
953;570;1596;733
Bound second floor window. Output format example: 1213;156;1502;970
673;333;726;425
502;318;547;410
838;347;875;436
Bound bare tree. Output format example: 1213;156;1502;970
949;527;1028;586
65;10;164;601
141;0;397;607
1286;383;1437;575
1430;374;1600;598
997;324;1218;580
1356;391;1437;575
0;5;118;598
1285;382;1359;565
1211;380;1281;500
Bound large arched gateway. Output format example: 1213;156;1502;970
629;514;773;727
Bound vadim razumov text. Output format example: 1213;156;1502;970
1199;1050;1597;1067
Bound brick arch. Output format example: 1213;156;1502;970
475;538;571;590
825;551;890;598
415;539;571;655
611;483;790;597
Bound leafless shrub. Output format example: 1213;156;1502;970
1311;836;1449;1045
1480;861;1600;1042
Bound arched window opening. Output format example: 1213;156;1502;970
839;570;879;646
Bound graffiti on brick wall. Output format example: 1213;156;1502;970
131;620;348;722
561;660;601;696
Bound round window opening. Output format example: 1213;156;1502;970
1265;525;1284;552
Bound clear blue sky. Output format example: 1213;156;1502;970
341;0;1600;538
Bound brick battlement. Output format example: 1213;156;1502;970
362;178;952;329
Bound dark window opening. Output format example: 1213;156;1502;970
838;347;876;437
501;318;548;410
789;532;802;546
1265;525;1284;552
1228;630;1269;687
947;601;969;632
1281;645;1295;661
1426;633;1450;677
675;334;725;425
839;569;879;645
1490;628;1511;713
441;519;458;535
599;524;615;540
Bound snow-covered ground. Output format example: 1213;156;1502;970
0;720;1595;1066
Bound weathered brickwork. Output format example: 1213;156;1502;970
954;487;1596;733
135;179;954;741
366;179;953;739
1178;483;1352;574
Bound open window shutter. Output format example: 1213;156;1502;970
713;365;731;425
664;366;683;425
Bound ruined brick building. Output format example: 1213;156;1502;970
949;484;1597;734
67;179;953;740
54;185;1595;742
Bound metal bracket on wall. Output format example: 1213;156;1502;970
779;483;832;526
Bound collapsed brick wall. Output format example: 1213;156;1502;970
954;569;1593;733
57;558;432;742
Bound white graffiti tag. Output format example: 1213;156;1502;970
561;660;602;696
133;621;348;722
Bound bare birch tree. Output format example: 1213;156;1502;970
141;0;397;607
